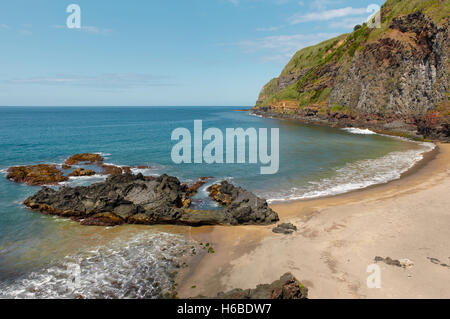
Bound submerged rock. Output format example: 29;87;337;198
197;273;308;299
64;153;133;176
24;174;279;227
68;168;96;177
100;164;124;175
207;181;279;225
7;164;69;186
65;153;104;165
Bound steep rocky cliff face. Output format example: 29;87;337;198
254;0;449;141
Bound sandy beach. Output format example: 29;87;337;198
178;143;450;299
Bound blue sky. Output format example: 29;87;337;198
0;0;383;106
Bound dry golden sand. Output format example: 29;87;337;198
178;143;450;299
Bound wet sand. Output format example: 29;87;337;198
178;143;450;299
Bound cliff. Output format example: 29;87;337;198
254;0;449;141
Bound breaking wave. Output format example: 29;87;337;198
0;232;198;299
60;174;108;187
342;128;377;135
265;142;435;202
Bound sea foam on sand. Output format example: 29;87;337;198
0;232;198;299
266;141;435;203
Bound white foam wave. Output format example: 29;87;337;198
102;162;120;167
266;142;435;203
67;174;106;181
0;232;199;299
58;174;108;187
249;112;276;119
249;112;264;118
94;152;112;157
342;127;376;135
130;167;159;176
203;177;234;190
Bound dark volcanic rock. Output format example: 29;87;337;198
375;256;414;268
24;174;279;227
272;223;297;235
207;181;279;225
375;256;402;267
197;273;308;299
24;173;187;225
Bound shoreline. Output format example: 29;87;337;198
266;138;438;205
178;143;450;298
0;108;446;298
249;109;447;143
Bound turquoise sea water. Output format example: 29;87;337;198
0;106;433;298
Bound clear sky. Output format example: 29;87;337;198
0;0;383;106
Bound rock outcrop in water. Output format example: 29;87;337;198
99;163;125;175
208;181;279;225
253;0;449;141
68;168;96;177
5;153;155;186
65;153;128;176
23;174;279;227
65;153;104;165
7;164;69;186
197;273;308;299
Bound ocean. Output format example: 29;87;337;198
0;106;433;298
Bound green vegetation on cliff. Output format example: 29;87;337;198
369;0;450;40
256;25;371;111
255;0;449;117
280;34;348;77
